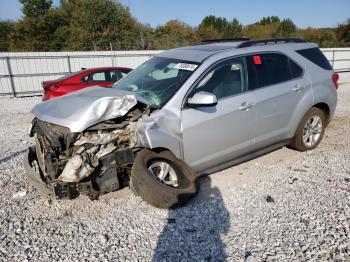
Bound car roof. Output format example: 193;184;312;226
83;67;132;71
156;39;317;63
156;42;244;63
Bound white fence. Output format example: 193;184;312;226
322;48;350;83
0;50;160;96
0;48;349;96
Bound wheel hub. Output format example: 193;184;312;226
148;161;179;188
302;115;322;147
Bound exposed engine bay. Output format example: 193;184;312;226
27;102;152;200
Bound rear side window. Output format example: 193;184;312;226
81;71;107;82
247;53;291;89
296;48;332;70
289;59;303;78
91;71;107;81
246;53;304;90
82;70;122;82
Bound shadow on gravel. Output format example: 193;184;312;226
153;176;230;261
0;148;27;164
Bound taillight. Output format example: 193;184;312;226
332;73;339;90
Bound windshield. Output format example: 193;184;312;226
112;57;199;106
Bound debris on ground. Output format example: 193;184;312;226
265;195;275;203
12;191;27;199
0;83;350;260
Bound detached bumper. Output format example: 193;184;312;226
23;147;54;198
23;147;94;199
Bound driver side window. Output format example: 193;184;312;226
193;57;247;100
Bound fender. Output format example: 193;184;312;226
134;116;183;159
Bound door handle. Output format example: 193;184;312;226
239;102;254;110
293;84;305;92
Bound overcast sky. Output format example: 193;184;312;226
0;0;349;28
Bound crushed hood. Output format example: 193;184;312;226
32;87;142;132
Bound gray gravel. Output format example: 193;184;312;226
0;85;349;261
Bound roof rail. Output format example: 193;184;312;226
237;38;306;48
197;38;250;45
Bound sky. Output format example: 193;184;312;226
0;0;349;28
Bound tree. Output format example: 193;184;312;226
274;19;297;37
229;18;243;38
19;0;52;18
64;0;140;50
197;16;242;40
152;20;198;49
196;26;220;41
9;7;68;51
199;15;227;34
337;19;350;46
9;0;70;51
257;16;280;25
243;23;276;39
0;20;15;51
297;27;337;47
4;2;346;51
135;23;154;50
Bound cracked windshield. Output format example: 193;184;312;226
113;57;199;106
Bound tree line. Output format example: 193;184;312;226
0;0;349;52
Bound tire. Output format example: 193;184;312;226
130;149;199;209
290;107;326;151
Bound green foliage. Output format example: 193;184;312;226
197;25;221;40
243;23;278;39
153;20;198;49
297;27;337;47
274;19;297;37
63;0;140;50
257;16;280;25
0;20;15;51
2;2;349;51
198;15;242;39
9;8;68;51
19;0;52;18
336;19;350;46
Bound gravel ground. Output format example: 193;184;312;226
0;84;349;261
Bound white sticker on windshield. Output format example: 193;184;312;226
231;63;241;70
174;63;198;71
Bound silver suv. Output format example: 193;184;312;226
24;38;338;208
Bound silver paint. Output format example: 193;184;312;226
32;87;140;132
31;41;337;175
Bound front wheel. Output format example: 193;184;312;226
130;149;199;209
290;107;326;151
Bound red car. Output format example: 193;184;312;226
42;67;132;101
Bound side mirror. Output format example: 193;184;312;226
187;91;218;107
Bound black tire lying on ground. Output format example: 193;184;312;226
130;149;199;209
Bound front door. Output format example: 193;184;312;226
181;57;256;173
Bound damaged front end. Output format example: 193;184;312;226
24;89;153;200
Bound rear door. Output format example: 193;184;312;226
181;57;256;172
246;52;309;148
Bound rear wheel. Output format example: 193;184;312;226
130;149;199;209
291;107;326;151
